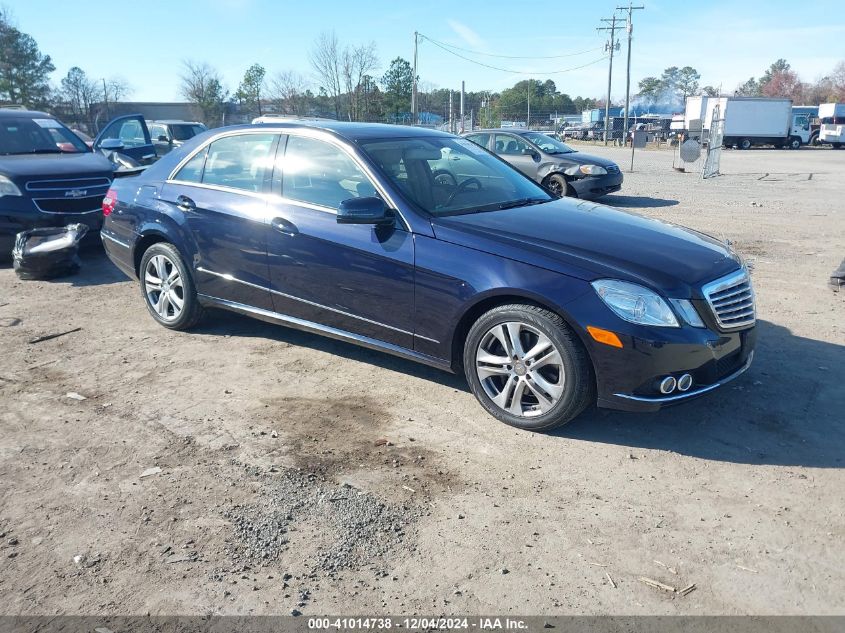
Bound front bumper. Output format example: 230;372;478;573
571;170;624;200
1;202;103;256
565;290;757;413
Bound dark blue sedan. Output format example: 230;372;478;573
100;122;756;430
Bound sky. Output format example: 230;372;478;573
6;0;844;105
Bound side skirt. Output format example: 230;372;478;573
197;294;454;373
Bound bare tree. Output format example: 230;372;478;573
60;66;99;131
341;41;378;121
104;77;131;102
179;60;229;126
309;31;343;119
268;70;309;115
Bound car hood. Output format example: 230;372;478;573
430;199;741;297
0;152;114;182
550;151;617;168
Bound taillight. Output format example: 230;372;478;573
102;188;117;216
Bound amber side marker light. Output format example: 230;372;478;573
587;326;623;348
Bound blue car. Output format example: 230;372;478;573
101;122;756;430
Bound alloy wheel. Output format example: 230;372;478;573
144;254;184;322
475;321;565;417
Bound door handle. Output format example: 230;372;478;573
176;195;195;211
271;217;298;236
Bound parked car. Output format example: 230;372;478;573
147;120;208;156
92;114;157;164
462;128;623;199
0;109;114;256
101;122;756;431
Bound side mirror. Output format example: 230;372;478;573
99;138;125;151
157;135;169;142
337;197;393;226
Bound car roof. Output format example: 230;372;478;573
149;119;204;125
0;109;53;119
222;121;454;142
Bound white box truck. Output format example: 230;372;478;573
818;103;845;147
683;96;814;149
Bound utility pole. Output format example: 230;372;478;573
617;4;644;146
449;90;454;133
460;81;465;133
102;78;110;120
411;31;419;125
597;16;622;145
527;80;531;129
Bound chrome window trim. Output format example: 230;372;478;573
166;126;409;230
196;266;436;343
164;179;271;201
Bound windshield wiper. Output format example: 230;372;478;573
497;197;549;210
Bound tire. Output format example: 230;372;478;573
463;304;595;431
739;138;752;150
788;137;801;150
545;173;574;198
138;242;203;330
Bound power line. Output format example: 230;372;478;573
421;36;608;75
419;34;603;60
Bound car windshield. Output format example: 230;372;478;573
170;124;206;141
360;136;552;217
0;116;90;155
522;132;575;154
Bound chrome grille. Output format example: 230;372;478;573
702;269;756;329
25;177;111;192
33;195;103;214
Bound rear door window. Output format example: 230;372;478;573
201;133;277;192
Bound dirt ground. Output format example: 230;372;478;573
1;144;843;616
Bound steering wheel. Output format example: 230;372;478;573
444;177;482;206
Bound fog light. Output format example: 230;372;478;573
677;373;693;392
659;376;677;394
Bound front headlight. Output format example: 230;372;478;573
0;175;22;198
591;279;679;327
565;164;608;177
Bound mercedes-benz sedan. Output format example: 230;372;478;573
101;122;756;431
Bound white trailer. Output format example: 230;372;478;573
818;103;845;147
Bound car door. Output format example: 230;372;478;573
149;123;172;156
494;133;539;180
93;114;156;163
159;131;279;311
265;133;415;349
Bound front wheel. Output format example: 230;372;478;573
545;173;574;198
739;138;752;150
788;137;801;150
139;242;203;330
463;304;595;431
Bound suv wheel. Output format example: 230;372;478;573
139;242;203;330
463;304;594;431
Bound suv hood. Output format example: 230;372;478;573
0;152;113;181
431;199;741;297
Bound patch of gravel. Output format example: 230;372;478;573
223;465;421;575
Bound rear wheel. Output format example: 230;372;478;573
139;242;203;330
739;138;752;150
463;304;594;431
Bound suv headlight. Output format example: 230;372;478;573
565;164;607;177
591;279;679;327
0;175;22;198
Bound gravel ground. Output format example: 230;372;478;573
0;144;843;616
